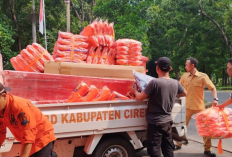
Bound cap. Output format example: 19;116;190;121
155;57;171;71
0;83;11;94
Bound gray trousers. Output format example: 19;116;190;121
30;141;55;157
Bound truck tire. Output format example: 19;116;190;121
92;136;135;157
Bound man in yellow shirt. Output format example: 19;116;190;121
176;57;218;157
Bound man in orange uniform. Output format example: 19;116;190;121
175;57;218;157
0;83;56;157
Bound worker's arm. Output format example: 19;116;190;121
130;79;156;101
16;101;38;155
134;90;148;101
218;97;232;108
211;87;218;106
204;75;218;106
177;89;187;98
176;80;187;98
130;83;148;101
20;143;32;157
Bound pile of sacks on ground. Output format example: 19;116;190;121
67;81;130;103
10;43;53;72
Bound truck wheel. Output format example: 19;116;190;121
92;137;135;157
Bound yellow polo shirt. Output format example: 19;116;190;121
180;70;215;110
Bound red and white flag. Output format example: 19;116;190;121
39;0;44;34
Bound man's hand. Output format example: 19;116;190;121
212;100;219;107
216;104;224;109
129;83;137;95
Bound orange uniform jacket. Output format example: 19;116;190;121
0;95;56;156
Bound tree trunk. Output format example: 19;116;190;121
70;0;82;22
228;77;231;86
89;0;96;24
222;68;226;86
9;0;21;51
199;0;232;55
175;68;180;80
202;64;206;73
81;0;84;31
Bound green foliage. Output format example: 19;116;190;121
0;13;17;69
0;0;231;83
147;0;231;78
94;0;152;56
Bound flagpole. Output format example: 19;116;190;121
32;0;36;43
43;0;47;50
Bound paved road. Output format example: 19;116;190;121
204;90;232;107
135;140;232;157
135;91;232;157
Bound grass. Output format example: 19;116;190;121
216;86;232;91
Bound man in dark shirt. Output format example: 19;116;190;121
130;57;187;157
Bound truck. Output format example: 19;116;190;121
0;70;188;157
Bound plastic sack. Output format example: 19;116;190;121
193;107;232;139
128;60;143;66
26;45;46;66
92;86;111;101
58;31;88;42
113;39;142;48
92;47;102;64
56;50;87;59
88;35;114;48
79;85;99;102
193;107;232;154
32;43;54;61
67;82;89;103
86;46;96;64
116;59;128;65
53;31;89;62
16;55;40;72
133;70;154;92
113;38;143;66
81;21;97;37
57;44;88;52
57;38;89;48
55;57;86;63
10;43;53;73
20;49;44;72
109;91;130;100
10;57;24;71
98;47;109;64
81;19;115;38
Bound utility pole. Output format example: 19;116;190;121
64;0;70;32
32;0;36;43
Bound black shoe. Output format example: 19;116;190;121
204;151;216;157
174;145;181;151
